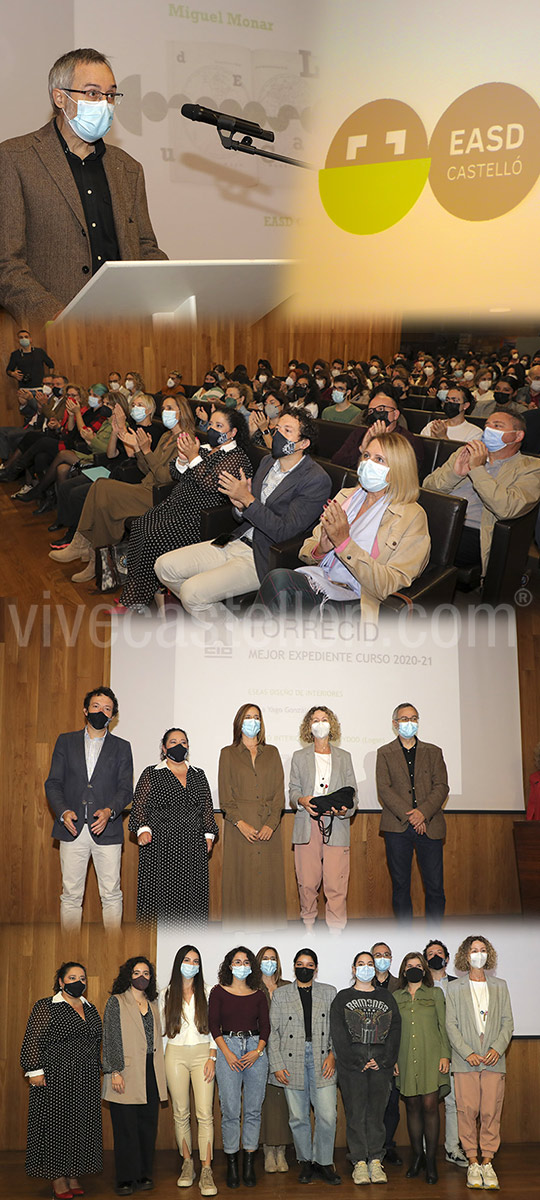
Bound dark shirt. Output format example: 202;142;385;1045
54;120;120;274
6;347;54;387
208;985;270;1043
330;986;401;1070
399;738;417;807
331;424;424;472
298;985;313;1042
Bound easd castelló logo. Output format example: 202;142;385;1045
319;83;540;233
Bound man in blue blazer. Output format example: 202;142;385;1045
45;686;133;931
154;408;332;616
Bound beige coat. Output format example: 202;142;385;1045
218;741;286;921
299;488;431;623
78;431;179;548
0;119;167;324
423;449;540;573
102;990;167;1106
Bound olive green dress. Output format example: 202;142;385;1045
218;742;286;921
394;984;451;1099
260;979;293;1146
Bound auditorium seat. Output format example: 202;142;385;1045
457;500;540;603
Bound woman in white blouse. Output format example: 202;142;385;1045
160;946;218;1196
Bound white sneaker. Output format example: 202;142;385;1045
369;1160;387;1184
467;1162;484;1189
481;1162;500;1190
199;1166;217;1196
12;484;31;497
446;1148;469;1167
177;1158;195;1187
352;1160;370;1184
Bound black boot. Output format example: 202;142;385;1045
243;1151;256;1187
226;1153;240;1189
34;489;56;515
406;1152;426;1178
425;1158;438;1185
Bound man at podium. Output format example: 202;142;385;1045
0;48;167;325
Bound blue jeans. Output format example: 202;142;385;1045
384;826;445;919
285;1043;337;1165
215;1036;268;1153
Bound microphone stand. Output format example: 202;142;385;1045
216;118;317;170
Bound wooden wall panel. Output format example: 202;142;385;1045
1;924;538;1153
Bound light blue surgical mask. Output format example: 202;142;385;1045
357;458;390;493
162;410;179;429
87;396;100;408
483;427;509;453
398;720;418;738
232;964;251;980
332;388;347;404
64;94;115;143
437;388;448;402
355;964;376;983
260;960;277;977
453;368;463;378
19;337;30;348
181;962;200;979
242;718;261;738
374;956;391;973
131;405;147;423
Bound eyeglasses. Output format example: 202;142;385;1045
63;88;123;105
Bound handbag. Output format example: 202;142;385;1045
310;786;355;843
95;539;129;592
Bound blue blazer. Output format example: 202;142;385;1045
232;453;332;581
45;729;133;845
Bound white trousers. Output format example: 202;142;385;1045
59;822;122;930
155;538;260;615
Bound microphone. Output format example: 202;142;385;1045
181;103;274;143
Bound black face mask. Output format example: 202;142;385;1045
166;743;187;763
443;401;461;419
295;966;315;983
365;407;391;427
493;390;511;405
272;430;297;458
204;426;228;447
52;386;63;398
87;711;110;730
295;384;308;394
428;954;446;972
132;975;150;991
63;980;85;999
405;966;424;984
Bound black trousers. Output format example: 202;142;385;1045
57;475;92;526
383;1077;401;1148
384;827;445;920
109;1055;159;1184
337;1062;393;1164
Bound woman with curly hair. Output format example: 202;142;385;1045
526;742;540;818
446;935;514;1192
102;957;167;1197
394;951;451;1186
289;705;356;931
20;961;102;1200
208;947;270;1188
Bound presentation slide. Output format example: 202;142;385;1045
157;917;539;1037
111;611;524;813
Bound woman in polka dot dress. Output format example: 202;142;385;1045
130;727;218;926
20;960;103;1200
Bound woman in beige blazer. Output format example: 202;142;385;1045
102;957;167;1196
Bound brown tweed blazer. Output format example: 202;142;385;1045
0;119;167;324
375;737;449;839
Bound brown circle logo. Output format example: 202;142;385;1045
428;82;540;221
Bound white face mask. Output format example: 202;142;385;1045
463;371;474;381
41;385;52;396
369;365;378;376
470;951;487;969
166;377;176;388
357;458;390;492
109;381;120;390
285;375;294;387
530;380;540;392
125;379;134;391
311;720;331;739
478;379;491;392
316;378;325;389
424;365;434;376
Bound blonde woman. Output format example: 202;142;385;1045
289;705;356;930
446;935;513;1192
257;433;430;623
256;946;293;1174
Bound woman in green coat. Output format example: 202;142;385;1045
395;952;451;1186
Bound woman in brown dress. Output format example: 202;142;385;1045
218;703;286;921
256;946;293;1173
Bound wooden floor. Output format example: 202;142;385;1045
1;1146;539;1198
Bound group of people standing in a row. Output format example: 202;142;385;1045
46;687;449;931
22;934;512;1197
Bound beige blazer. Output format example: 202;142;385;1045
0;119;167;324
445;976;513;1074
102;990;167;1105
423;449;540;573
299;487;431;623
375;738;449;839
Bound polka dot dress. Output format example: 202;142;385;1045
20;997;103;1179
120;444;253;609
129;764;218;925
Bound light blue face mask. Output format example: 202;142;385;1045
357;458;390;493
398;720;418;738
374;956;391;973
64;94;115;143
87;396;100;408
242;718;261;738
181;962;200;979
232;964;251;980
437;388;449;402
482;426;509;453
260;960;277;977
332;388;347;404
355;964;376;983
131;405;147;423
162;410;179;429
